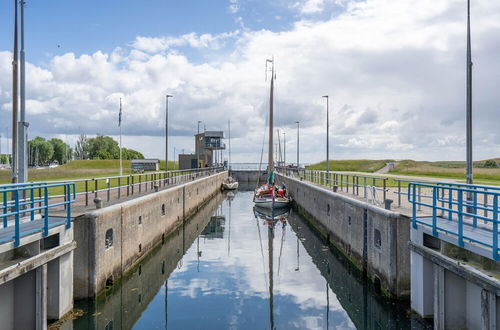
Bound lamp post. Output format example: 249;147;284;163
296;121;299;168
165;94;173;182
197;121;201;168
322;95;330;182
466;0;473;186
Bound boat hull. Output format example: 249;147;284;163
253;197;290;209
222;182;239;190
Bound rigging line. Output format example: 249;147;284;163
256;107;268;188
255;215;269;288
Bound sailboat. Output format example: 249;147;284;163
253;58;291;209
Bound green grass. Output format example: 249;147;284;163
306;159;391;173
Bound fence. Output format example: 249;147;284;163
282;167;389;206
47;166;225;206
408;182;500;261
0;181;76;247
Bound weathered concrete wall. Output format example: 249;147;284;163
73;171;227;299
72;192;224;329
277;173;411;299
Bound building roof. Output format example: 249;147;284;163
197;131;224;138
131;159;160;164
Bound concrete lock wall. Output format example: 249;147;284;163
73;171;228;299
277;173;411;299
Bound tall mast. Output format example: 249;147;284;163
19;0;27;183
228;120;231;170
267;59;274;172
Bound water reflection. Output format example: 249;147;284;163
74;190;427;330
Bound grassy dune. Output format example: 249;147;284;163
306;159;391;173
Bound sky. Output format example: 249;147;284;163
0;0;499;164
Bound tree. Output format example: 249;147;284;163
29;137;54;165
484;159;498;168
75;134;91;160
49;138;72;164
88;135;120;159
122;148;145;160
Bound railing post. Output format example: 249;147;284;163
38;187;42;214
44;186;49;237
64;184;67;210
14;190;20;247
493;196;498;261
458;191;464;247
472;188;477;227
448;188;453;220
107;179;111;202
484;189;488;220
3;191;7;228
432;187;438;236
397;181;401;207
417;186;422;211
132;175;135;195
412;184;417;229
66;184;72;229
85;180;89;206
364;177;367;199
346;175;349;193
30;188;35;222
139;175;142;193
94;179;98;199
118;177;121;199
127;176;130;196
383;179;387;202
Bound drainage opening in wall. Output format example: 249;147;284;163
139;244;142;252
105;275;114;288
373;276;381;294
138;215;142;224
139;265;142;275
162;261;165;274
162;204;166;216
105;229;113;248
327;204;330;216
374;229;382;249
348;216;351;225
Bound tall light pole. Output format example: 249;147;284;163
18;0;28;183
197;121;201;168
11;0;19;183
165;94;173;179
296;121;299;168
466;0;473;186
322;96;330;179
119;98;123;176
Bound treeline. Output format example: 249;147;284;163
74;134;144;161
28;134;144;166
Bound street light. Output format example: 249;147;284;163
197;121;202;168
322;95;330;182
165;94;173;182
296;121;299;168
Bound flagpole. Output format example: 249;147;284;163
119;98;123;176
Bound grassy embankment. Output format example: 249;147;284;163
306;159;500;186
0;160;180;197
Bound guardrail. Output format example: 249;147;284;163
0;182;76;247
408;182;500;260
45;166;225;206
282;167;389;205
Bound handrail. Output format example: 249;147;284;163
408;182;500;261
0;181;76;247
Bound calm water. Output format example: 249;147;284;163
74;190;427;330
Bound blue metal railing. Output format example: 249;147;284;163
0;181;76;247
408;182;500;261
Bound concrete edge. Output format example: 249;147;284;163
409;241;500;296
0;241;76;285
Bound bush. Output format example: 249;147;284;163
484;160;498;168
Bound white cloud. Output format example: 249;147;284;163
1;0;500;162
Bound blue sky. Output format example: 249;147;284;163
0;0;309;65
1;0;500;162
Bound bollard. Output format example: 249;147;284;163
94;197;102;209
333;185;338;192
384;199;393;211
154;185;159;192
